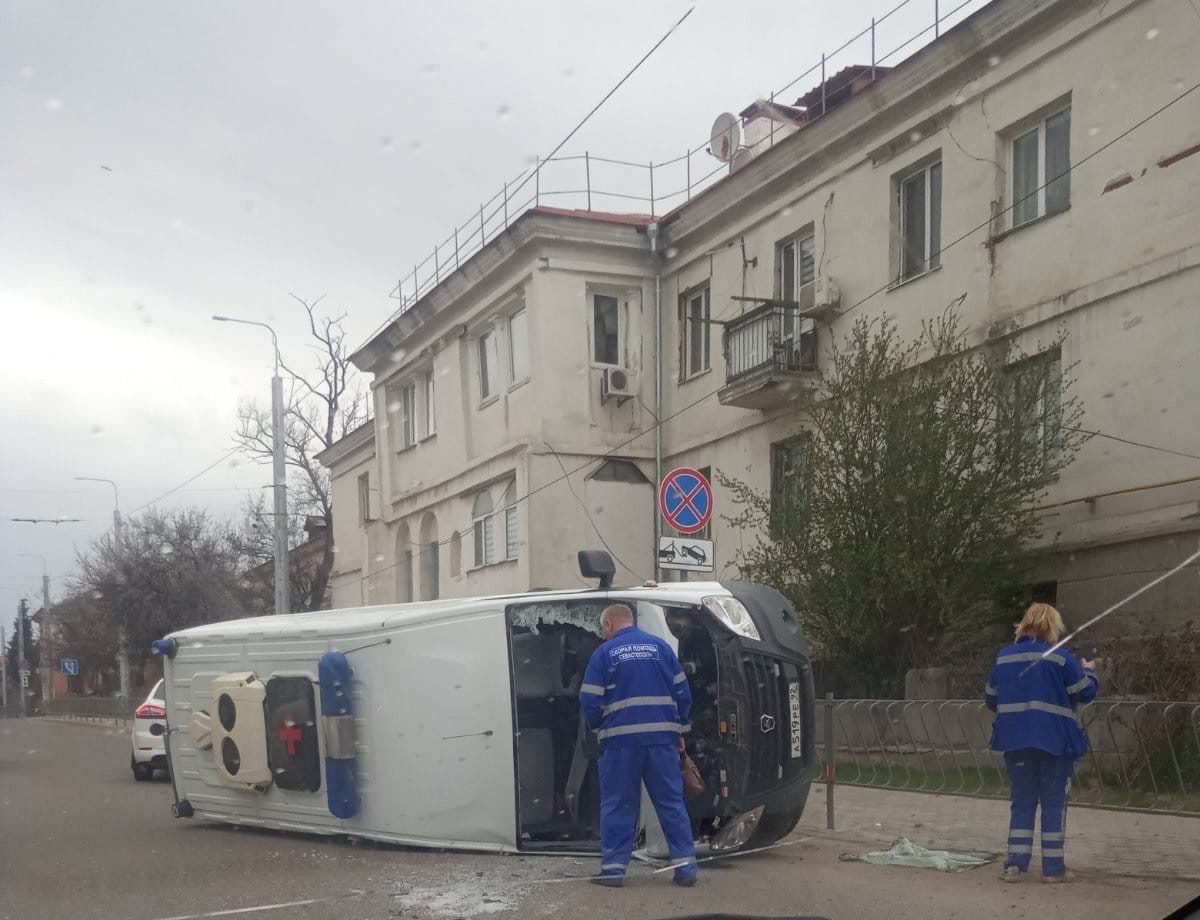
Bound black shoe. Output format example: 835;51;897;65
591;875;625;888
673;874;698;888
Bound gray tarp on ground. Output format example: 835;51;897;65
841;837;997;872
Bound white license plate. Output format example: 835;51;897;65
788;682;803;758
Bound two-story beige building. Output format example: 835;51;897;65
323;0;1200;635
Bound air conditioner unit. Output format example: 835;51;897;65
813;277;842;314
601;366;636;405
209;672;272;791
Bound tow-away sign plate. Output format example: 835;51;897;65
658;536;714;573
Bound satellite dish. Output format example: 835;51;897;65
709;112;741;163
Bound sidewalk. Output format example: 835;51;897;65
799;782;1200;881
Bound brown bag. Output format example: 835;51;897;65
680;752;705;799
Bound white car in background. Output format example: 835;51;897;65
131;679;167;781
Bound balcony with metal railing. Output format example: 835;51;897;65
720;303;821;409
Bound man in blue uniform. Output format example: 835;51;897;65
580;603;697;888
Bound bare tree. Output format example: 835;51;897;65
234;295;369;611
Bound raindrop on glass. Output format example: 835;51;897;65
665;246;679;259
20;65;34;79
987;55;1001;67
44;97;62;112
1145;28;1159;40
497;105;511;122
90;424;104;437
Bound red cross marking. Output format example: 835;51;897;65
277;723;302;756
669;479;706;521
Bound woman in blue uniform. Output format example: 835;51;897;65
986;603;1099;883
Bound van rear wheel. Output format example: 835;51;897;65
747;806;802;847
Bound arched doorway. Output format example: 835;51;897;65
395;521;413;603
418;512;439;601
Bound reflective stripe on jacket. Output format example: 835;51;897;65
580;625;692;749
985;636;1099;758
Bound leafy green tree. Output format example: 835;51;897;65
720;308;1088;697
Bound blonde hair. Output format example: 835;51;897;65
1015;603;1066;643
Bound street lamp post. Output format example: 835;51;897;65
17;554;52;701
213;315;289;616
76;476;128;702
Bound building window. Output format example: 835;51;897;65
898;161;942;281
592;292;621;366
1003;348;1063;474
1010;106;1071;228
423;371;436;437
770;437;808;528
478;329;499;402
681;286;711;379
777;234;817;368
508;308;529;384
400;383;417;448
357;472;371;524
502;480;518;560
472;490;495;567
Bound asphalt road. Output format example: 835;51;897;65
1;718;1195;920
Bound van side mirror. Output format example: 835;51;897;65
578;550;615;590
149;722;166;736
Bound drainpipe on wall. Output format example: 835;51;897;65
647;221;663;583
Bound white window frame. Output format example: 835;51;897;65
400;382;417;449
502;479;518;560
776;233;817;364
508;307;530;386
357;471;371;524
472;490;495;567
423;370;436;438
777;233;816;312
1004;349;1063;475
478;328;499;404
681;286;711;380
897;160;942;282
590;291;624;368
1008;105;1071;229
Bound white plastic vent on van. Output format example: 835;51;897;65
189;710;213;750
209;672;272;790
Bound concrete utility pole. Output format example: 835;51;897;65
76;477;128;702
213;314;290;615
17;598;27;717
2;623;8;712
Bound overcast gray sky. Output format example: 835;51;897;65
0;0;983;614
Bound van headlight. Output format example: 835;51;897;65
702;595;761;641
710;806;765;851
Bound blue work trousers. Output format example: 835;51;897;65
598;744;696;880
1003;748;1074;877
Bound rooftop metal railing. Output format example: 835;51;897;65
383;0;989;317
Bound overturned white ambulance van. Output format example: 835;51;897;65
152;552;816;855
